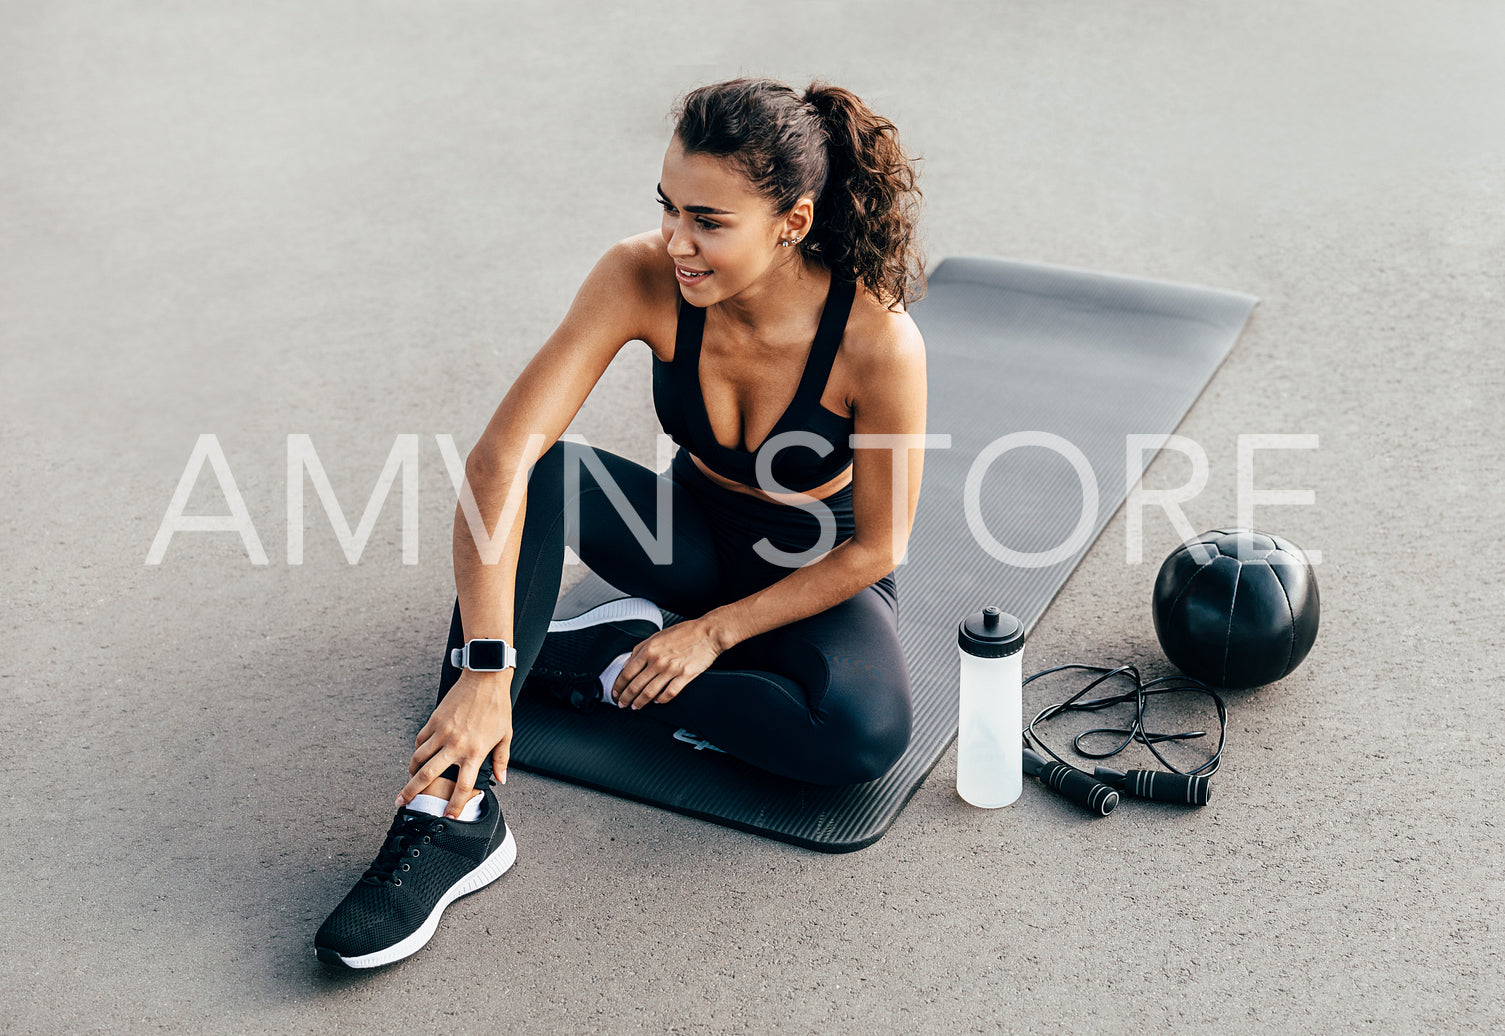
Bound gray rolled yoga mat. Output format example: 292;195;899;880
506;256;1257;852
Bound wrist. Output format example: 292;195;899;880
700;608;743;653
451;636;517;673
461;667;514;698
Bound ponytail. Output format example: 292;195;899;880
673;78;925;308
800;84;924;308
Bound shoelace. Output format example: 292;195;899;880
360;813;446;887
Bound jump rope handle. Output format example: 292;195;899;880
1022;749;1118;816
1094;766;1210;806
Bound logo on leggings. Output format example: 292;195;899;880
672;728;726;753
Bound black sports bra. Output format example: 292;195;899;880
652;277;857;493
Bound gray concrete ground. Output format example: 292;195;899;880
3;1;1501;1032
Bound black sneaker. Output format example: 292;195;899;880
314;783;516;969
523;597;663;711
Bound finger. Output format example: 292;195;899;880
617;648;667;707
408;733;441;777
446;764;480;820
397;751;452;807
650;674;692;706
614;667;649;709
492;733;512;786
612;669;643;708
628;670;676;710
612;648;650;700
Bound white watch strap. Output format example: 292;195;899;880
449;639;517;671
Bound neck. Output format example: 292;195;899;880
714;254;830;332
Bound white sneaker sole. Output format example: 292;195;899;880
547;597;663;633
325;825;518;970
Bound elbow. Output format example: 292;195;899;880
846;535;905;585
465;438;564;495
463;448;500;494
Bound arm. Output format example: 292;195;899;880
613;313;929;709
400;237;662;815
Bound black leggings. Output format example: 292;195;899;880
437;443;912;786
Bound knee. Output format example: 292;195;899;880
531;440;568;487
818;672;913;785
499;440;568;513
466;439;567;506
530;439;621;504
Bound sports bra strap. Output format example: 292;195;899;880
671;297;707;412
784;277;856;424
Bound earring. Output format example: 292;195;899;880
781;235;801;247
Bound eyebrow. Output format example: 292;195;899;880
657;184;733;216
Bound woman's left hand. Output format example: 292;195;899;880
612;619;725;710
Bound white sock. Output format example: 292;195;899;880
406;791;483;822
599;652;631;705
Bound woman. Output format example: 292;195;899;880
315;77;929;969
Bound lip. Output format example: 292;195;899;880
675;265;711;285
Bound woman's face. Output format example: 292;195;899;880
657;139;793;304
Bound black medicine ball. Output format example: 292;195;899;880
1152;529;1320;689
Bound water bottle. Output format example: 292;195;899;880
957;606;1025;808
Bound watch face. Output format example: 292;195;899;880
466;640;510;670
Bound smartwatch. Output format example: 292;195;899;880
450;638;518;672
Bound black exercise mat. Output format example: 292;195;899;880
508;256;1257;851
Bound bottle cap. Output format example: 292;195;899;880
958;606;1024;658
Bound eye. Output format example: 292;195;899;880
694;217;720;230
656;196;677;215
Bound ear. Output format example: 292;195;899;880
780;196;815;244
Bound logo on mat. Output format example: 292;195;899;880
672;729;726;753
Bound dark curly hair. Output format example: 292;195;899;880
672;78;925;308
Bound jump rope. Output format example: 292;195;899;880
1019;663;1227;817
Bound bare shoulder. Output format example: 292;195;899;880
600;231;671;285
585;232;678;350
843;283;927;380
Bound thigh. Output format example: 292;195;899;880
566;444;728;619
440;443;724;705
657;582;913;785
728;583;907;719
